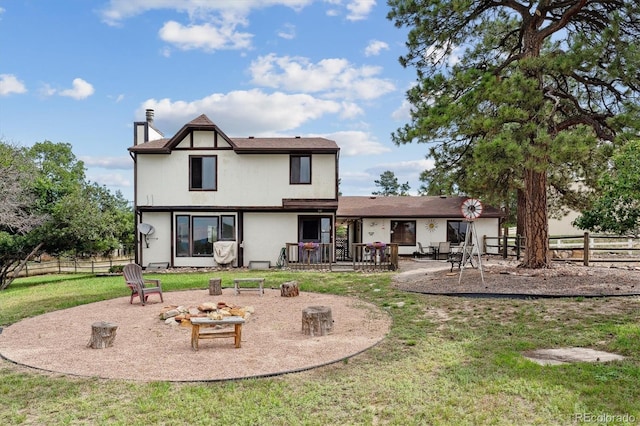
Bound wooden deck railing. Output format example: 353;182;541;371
351;243;398;272
285;243;333;271
283;242;399;271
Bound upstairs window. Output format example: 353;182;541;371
290;155;311;184
190;156;217;190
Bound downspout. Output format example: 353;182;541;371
129;150;140;266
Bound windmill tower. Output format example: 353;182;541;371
459;198;485;285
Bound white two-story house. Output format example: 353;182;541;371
129;110;340;268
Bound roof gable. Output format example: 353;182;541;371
129;114;339;154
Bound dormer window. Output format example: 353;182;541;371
190;155;217;190
290;155;311;184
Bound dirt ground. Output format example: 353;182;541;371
393;257;640;297
0;289;391;382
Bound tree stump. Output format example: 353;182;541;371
87;321;118;349
209;278;222;295
280;281;299;297
302;306;333;336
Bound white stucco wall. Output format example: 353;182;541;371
137;212;172;267
362;217;500;256
139;211;241;268
241;212;302;267
135;147;336;207
138;211;323;268
548;211;582;236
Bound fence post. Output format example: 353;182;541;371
502;234;508;258
583;232;590;266
516;235;522;260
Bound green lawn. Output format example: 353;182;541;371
1;270;639;425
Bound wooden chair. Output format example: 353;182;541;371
123;263;164;306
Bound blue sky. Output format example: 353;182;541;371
0;0;434;202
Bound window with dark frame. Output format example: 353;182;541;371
220;215;236;240
290;155;311;184
298;216;332;243
446;220;468;244
390;220;416;245
175;215;236;257
192;217;217;256
176;215;190;257
190;156;217;190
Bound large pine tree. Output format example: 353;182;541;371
388;0;640;268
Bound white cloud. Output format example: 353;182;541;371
108;93;125;103
100;0;312;26
277;23;296;40
249;54;395;100
391;99;412;121
364;40;389;57
140;89;344;136
340;169;371;181
159;20;253;51
321;130;391;157
99;0;372;50
345;0;376;21
338;101;364;119
87;172;132;188
39;83;56;97
0;74;27;96
80;156;132;170
369;158;435;175
159;46;171;57
325;8;340;17
59;78;94;100
351;158;433;195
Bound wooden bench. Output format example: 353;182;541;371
190;316;245;351
233;278;265;296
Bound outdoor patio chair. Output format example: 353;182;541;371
437;241;451;260
416;242;432;258
123;263;164;306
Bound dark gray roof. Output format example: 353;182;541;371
129;114;339;154
337;195;504;218
231;137;338;153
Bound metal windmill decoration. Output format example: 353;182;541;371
458;198;485;285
